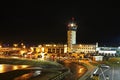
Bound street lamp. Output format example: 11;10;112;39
0;45;2;48
23;45;26;49
13;44;18;47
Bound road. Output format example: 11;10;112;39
89;63;120;80
99;65;120;80
59;59;87;80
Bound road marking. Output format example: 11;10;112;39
112;66;114;80
100;68;106;80
93;68;99;74
99;68;110;76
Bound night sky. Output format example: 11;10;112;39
0;1;120;46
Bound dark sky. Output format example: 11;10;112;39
0;1;120;46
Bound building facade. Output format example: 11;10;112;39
72;43;97;54
35;43;97;54
96;47;117;55
67;18;78;53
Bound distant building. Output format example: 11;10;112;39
93;56;103;61
36;43;97;54
0;47;21;52
72;43;97;54
42;44;67;54
67;18;78;53
34;19;98;54
96;47;117;55
66;18;97;54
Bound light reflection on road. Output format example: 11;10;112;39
14;72;33;80
0;64;29;73
0;64;42;80
62;59;87;80
14;70;41;80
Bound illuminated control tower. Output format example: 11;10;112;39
67;18;78;53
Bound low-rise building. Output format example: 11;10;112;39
72;43;97;54
96;47;117;56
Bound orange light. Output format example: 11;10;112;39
78;68;83;73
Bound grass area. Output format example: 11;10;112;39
0;58;63;68
92;57;120;67
89;62;99;66
104;57;120;66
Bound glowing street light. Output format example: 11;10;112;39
21;43;24;46
23;45;26;49
13;44;18;47
41;47;44;52
0;45;2;48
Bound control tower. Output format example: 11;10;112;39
67;18;78;53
